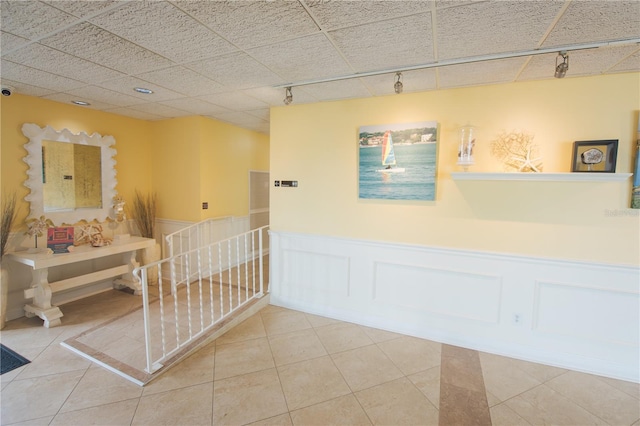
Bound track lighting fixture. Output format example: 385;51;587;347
394;72;403;94
283;87;293;105
555;51;569;78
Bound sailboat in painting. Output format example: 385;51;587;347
377;130;405;173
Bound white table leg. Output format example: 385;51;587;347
113;250;142;295
23;268;63;328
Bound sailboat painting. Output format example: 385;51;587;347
359;121;439;201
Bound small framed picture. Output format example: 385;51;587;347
571;140;618;173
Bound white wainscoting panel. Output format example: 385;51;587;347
269;231;640;383
373;262;503;324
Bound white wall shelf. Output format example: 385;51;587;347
450;172;633;182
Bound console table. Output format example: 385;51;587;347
7;236;155;328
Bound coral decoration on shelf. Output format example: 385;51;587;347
490;131;543;173
25;216;54;248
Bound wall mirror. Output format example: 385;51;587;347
22;123;117;225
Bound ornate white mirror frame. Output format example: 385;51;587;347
22;123;117;225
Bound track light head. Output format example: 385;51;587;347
283;87;293;105
555;51;569;78
394;72;403;94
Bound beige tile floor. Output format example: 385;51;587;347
1;289;639;426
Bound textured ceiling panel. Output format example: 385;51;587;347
246;108;270;122
102;106;165;121
0;1;77;41
186;52;284;89
42;92;117;110
301;79;372;102
136;67;225;97
124;102;193;118
248;33;352;82
329;13;434;72
518;46;640;82
210;110;269;130
437;2;564;60
305;0;434;30
174;0;319;49
40;22;174;75
63;85;145;107
438;57;526;89
543;1;640;48
198;91;269;111
90;2;237;64
43;0;125;19
0;31;29;53
4;42;126;84
97;76;185;102
243;86;318;106
611;49;640;74
1;60;85;91
0;78;55;97
160;98;229;116
361;69;437;96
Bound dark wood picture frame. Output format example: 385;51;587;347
571;140;618;173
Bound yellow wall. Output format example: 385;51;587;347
150;116;269;221
1;94;152;228
270;74;640;265
1;94;269;229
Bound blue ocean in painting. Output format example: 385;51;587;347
359;143;437;201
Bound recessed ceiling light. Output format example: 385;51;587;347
134;87;154;94
71;100;90;106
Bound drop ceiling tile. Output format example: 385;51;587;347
1;31;30;54
329;13;434;72
159;98;229;116
42;92;117;110
136;66;225;97
518;46;640;82
64;84;144;107
40;22;174;75
4;42;126;84
209;110;269;129
300;79;372;102
103;106;165;121
543;1;640;48
186;52;284;89
436;2;563;60
96;76;185;102
0;1;78;40
246;108;270;122
248;33;352;82
42;0;125;19
361;68;437;96
174;0;318;49
0;78;56;97
610;49;640;74
1;60;85;91
305;0;434;30
198;91;268;111
124;102;193;118
438;57;525;89
89;2;237;64
242;86;318;106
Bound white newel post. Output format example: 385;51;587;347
142;242;161;286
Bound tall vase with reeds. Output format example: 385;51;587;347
132;190;160;286
1;193;18;329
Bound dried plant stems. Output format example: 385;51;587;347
132;190;157;239
1;193;18;259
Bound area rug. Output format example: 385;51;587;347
1;344;30;374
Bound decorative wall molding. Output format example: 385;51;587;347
269;231;640;383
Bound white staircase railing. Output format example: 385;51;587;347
134;225;269;374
